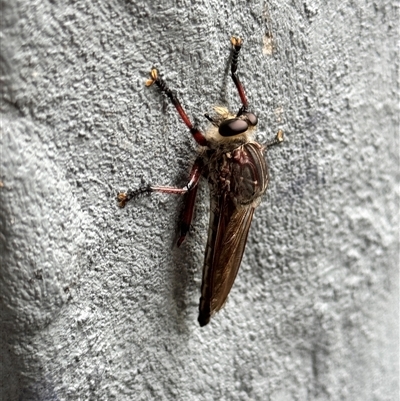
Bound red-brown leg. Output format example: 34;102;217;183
117;157;204;245
177;184;198;247
146;69;208;147
230;36;249;114
118;158;203;243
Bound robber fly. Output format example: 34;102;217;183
118;37;283;326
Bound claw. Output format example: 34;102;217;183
145;68;159;87
230;36;243;48
276;129;284;142
117;192;128;208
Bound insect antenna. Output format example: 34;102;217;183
204;113;219;127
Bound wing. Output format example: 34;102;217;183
198;192;255;326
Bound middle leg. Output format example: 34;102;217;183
118;157;204;244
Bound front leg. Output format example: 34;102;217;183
230;36;249;114
146;69;208;147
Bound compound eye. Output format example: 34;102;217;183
245;112;258;126
219;119;249;137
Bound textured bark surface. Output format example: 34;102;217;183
0;1;398;400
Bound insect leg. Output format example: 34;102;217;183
146;69;208;146
117;178;191;208
265;129;284;148
230;36;249;113
177;184;198;247
117;184;188;208
150;156;203;196
118;157;203;246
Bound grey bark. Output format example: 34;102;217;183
0;0;398;400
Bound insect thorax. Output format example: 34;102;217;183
207;142;269;206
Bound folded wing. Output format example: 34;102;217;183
198;193;255;326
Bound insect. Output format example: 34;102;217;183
118;37;283;326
